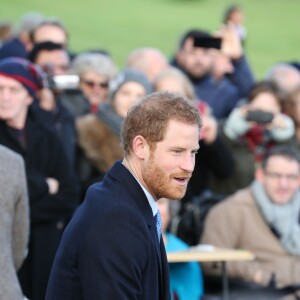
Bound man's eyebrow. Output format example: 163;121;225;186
168;146;200;153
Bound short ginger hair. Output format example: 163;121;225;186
121;91;202;156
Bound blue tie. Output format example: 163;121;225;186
154;210;162;243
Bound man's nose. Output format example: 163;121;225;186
180;154;195;173
278;175;289;187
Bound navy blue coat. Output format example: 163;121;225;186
172;55;255;120
31;101;77;169
193;74;240;119
46;161;171;300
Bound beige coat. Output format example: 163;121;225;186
0;145;29;300
201;187;300;288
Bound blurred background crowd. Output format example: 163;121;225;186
0;3;300;300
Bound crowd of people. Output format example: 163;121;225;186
0;5;300;300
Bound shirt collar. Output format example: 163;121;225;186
134;177;158;217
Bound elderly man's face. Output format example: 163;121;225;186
0;76;32;128
258;155;300;204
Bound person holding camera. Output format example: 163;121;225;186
61;52;117;116
172;27;254;120
208;81;296;197
28;41;77;168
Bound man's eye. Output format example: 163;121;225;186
173;150;182;154
192;148;199;155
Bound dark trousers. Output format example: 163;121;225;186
18;222;64;300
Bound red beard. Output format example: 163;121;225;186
142;158;191;200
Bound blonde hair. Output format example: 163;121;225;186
153;67;196;100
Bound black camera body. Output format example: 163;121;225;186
246;110;274;124
193;36;222;49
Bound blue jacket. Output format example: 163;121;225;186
46;161;171;300
172;56;255;120
166;233;203;300
193;74;240;119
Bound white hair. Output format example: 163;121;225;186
70;52;117;80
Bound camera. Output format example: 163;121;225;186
49;75;80;90
246;110;274;124
40;63;80;91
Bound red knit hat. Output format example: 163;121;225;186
0;57;45;97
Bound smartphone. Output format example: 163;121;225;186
193;36;222;49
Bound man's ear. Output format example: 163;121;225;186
255;167;264;183
131;135;150;160
175;51;183;65
26;94;33;106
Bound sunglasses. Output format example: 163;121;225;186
81;79;109;89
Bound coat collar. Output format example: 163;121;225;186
107;161;155;224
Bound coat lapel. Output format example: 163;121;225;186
108;162;170;299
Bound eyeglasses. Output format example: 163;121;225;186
264;170;300;181
81;79;109;89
